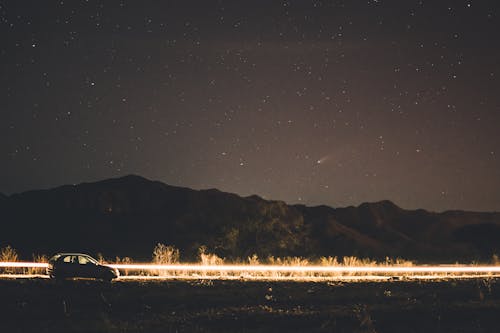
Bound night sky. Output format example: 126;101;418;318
1;1;500;212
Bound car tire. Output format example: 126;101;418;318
102;273;114;282
53;275;65;283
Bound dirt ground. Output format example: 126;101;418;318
1;277;500;332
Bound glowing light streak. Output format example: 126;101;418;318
2;262;500;274
0;262;48;268
115;274;498;282
109;264;500;274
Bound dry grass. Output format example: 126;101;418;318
3;245;500;280
114;256;132;276
319;256;339;266
0;245;19;274
247;254;260;265
153;243;180;264
198;246;225;277
198;246;224;265
153;243;180;276
26;254;48;274
0;245;18;262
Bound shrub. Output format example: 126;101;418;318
115;256;132;276
153;243;180;264
248;254;260;265
394;257;414;267
285;257;309;266
152;243;180;276
0;245;19;274
492;254;499;265
0;245;18;262
198;246;224;265
319;256;339;266
96;253;106;264
342;256;361;266
27;254;48;274
197;246;225;277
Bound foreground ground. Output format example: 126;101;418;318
1;277;500;332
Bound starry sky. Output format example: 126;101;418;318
1;0;500;212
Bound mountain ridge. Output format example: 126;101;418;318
1;175;500;262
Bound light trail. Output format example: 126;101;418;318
107;263;500;274
2;262;500;275
0;262;48;268
115;274;499;282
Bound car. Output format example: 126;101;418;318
47;253;120;282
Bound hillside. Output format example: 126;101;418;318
1;175;499;262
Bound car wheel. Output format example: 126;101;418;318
53;275;65;283
101;274;114;282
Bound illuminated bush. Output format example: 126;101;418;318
248;254;260;265
267;256;308;266
319;256;339;266
394;258;413;267
27;253;48;274
153;243;180;264
0;245;19;274
152;243;180;276
96;252;106;264
342;256;361;266
198;246;224;265
0;245;18;262
115;256;132;275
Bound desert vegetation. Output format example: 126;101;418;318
0;245;19;274
26;253;48;274
0;246;48;274
1;243;500;280
153;243;180;264
0;245;18;262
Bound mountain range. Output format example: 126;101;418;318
1;175;500;262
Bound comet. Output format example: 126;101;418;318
316;155;331;165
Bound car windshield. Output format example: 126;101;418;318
78;255;99;265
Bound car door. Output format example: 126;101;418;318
58;255;80;277
77;255;98;278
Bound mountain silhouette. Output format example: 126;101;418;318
1;175;500;262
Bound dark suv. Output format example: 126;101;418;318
47;253;119;281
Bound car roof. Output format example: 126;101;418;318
51;253;96;258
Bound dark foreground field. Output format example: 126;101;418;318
1;277;500;332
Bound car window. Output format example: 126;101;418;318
62;256;72;263
49;255;61;264
78;256;90;264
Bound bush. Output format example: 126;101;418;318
0;245;18;262
0;245;19;274
27;254;48;274
153;243;180;264
492;254;499;265
115;256;132;276
96;253;106;264
198;246;224;265
319;256;339;266
152;243;180;277
248;254;260;265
